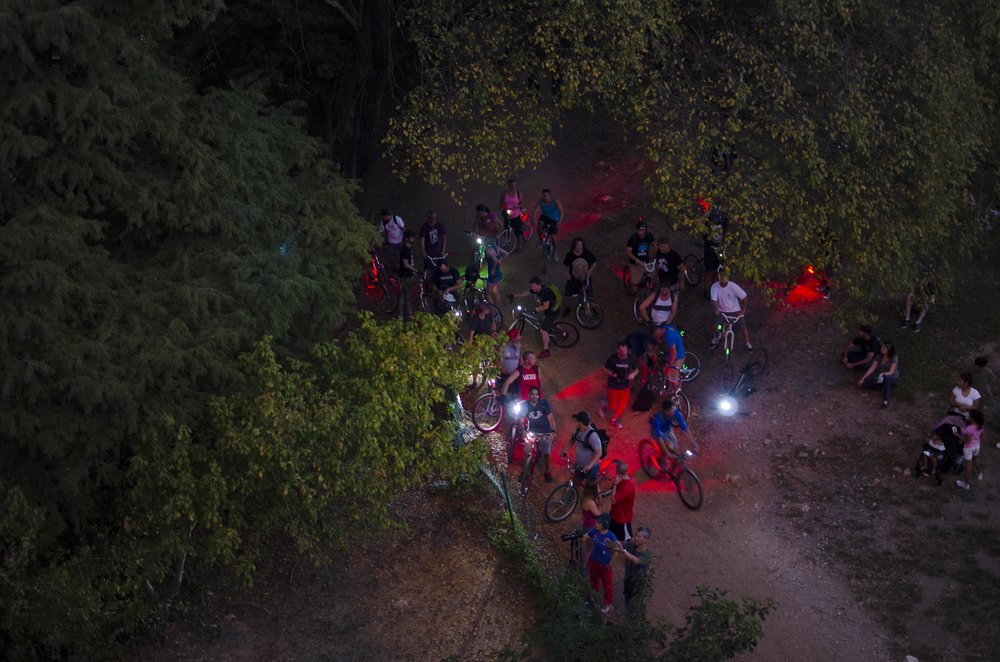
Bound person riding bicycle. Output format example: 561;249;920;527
565;411;603;483
563;237;597;307
509;276;558;358
523;386;557;482
482;236;504;307
652;236;685;292
499;179;525;244
639;283;679;328
651;398;695;459
625;220;656;294
474;203;500;238
533;188;564;252
429;259;462;313
708;268;752;352
500;350;542;401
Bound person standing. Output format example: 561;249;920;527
379;209;405;268
617;526;653;620
603;341;639;429
419;210;447;272
708;268;752;352
500;351;542;401
533;188;564;252
566;412;603;483
580;481;603;530
483;236;503;308
563;237;598;304
397;230;419;322
586;514;618;616
701;205;728;298
467;304;497;344
609;461;635;542
625;220;656;293
956;410;985;490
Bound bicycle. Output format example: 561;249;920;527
682;242;725;288
363;247;402;314
642;356;699;424
517;430;555;496
508;304;580;349
538;224;559;274
498;207;532;255
714;312;746;363
630;261;658;323
415;253;450;313
720;348;769;401
567;275;604;329
460;273;504;329
543;452;617;523
472;380;509;433
637;437;704;510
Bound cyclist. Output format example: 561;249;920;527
565;411;603;483
652;236;685;292
509;276;558;358
523;386;557;482
500;350;542;401
419;210;448;272
651;398;696;459
501;328;522;377
708;268;752;352
532;188;564;252
603;340;639;429
474;203;500;238
482;236;503;308
625;220;656;294
398;230;419;322
639;283;679;327
499;179;525;245
563;237;597;307
429;258;462;313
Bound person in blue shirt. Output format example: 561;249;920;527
651;398;696;460
587;514;618;614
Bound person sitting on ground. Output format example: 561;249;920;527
858;341;900;408
841;324;882;370
948;373;981;419
956;409;985;491
901;274;935;333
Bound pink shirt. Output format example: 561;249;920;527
963;424;982;449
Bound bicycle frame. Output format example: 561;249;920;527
717;312;744;361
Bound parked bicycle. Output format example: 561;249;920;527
472;379;509;433
682;242;724;287
566;275;604;329
543;452;617;523
719;348;769;408
415;253;450;313
363;247;402;314
460;272;503;329
508;304;580;349
637;437;704;510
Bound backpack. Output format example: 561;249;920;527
632;386;655;413
592;426;611;459
546;284;563;312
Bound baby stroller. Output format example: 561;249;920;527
913;413;965;485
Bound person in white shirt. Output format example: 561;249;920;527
708;268;752;352
379;209;405;268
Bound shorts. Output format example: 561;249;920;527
540;216;559;235
487;266;503;284
534;434;553;454
963;445;980;462
575;464;600;484
628;261;653;286
540;311;559;331
657;429;678;452
716;312;746;331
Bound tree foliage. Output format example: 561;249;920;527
386;0;1000;310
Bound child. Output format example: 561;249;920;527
956;410;985;490
917;430;947;478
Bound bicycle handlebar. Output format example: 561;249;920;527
719;312;744;323
425;253;449;265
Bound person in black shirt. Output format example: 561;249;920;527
603;341;638;429
564;237;597;301
653;237;684;291
510;276;558;358
625;221;656;293
701;206;728;298
429;259;462;313
617;526;653;620
841;324;882;370
398;231;419;321
523;386;557;481
467;304;497;343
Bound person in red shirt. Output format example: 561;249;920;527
500;351;542;400
609;461;635;542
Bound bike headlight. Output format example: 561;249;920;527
476;237;482;245
512;402;523;415
516;305;523;311
718;396;737;416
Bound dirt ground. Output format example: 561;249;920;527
143;121;999;661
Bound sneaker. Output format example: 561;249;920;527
745;342;754;353
600;604;612;615
977;472;984;481
544;472;553;483
913;322;922;333
613;418;624;430
708;337;719;350
956;480;971;490
901;318;910;329
538;349;551;359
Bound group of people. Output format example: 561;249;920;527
842;324;899;408
916;370;990;490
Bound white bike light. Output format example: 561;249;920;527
718;396;737;415
477;237;483;245
516;305;523;311
512;402;523;415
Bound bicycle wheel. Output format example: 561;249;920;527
419;291;434;313
520;453;536;495
472;392;504;432
548;322;580;348
372;281;399;313
673;466;704;510
575;299;603;329
638;439;665;479
483;302;504;330
632;288;647;324
679;350;702;382
506;425;518;464
683;254;703;286
544;483;579;522
742;347;768;380
673;390;691;423
498;228;517;254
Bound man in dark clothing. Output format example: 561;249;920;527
841;324;882;370
398;231;419;321
626;221;656;293
603;341;638;429
617;526;653;620
653;237;685;291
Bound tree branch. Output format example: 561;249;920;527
324;0;360;33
